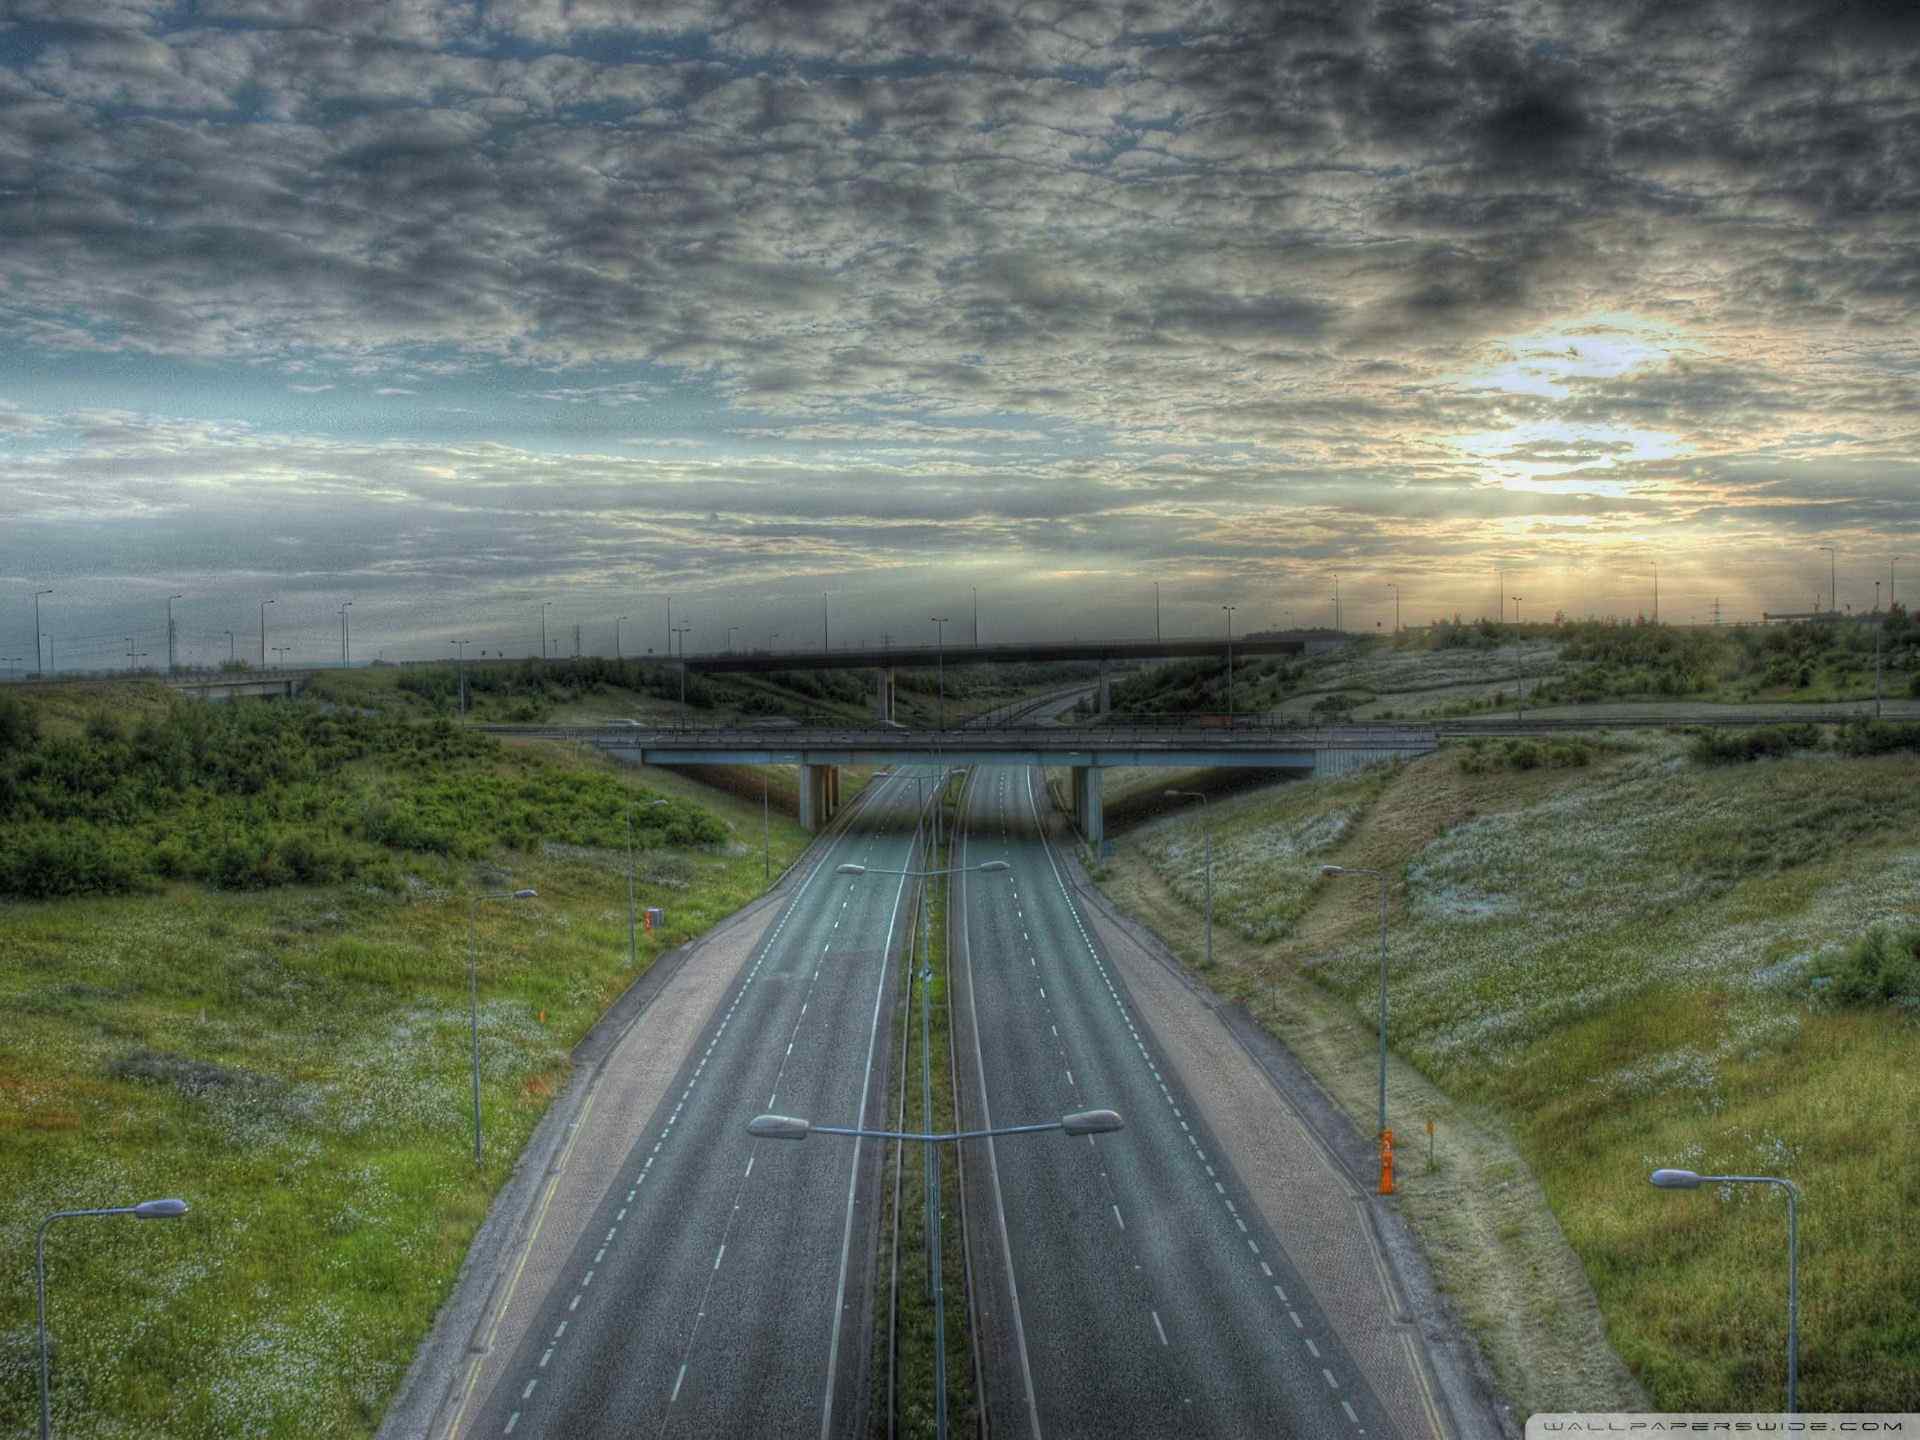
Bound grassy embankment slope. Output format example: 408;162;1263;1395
1098;612;1920;723
1082;728;1919;1415
0;683;827;1439
301;654;1098;729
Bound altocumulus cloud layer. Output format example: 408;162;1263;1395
2;0;1918;660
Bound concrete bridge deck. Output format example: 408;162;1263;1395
476;722;1437;844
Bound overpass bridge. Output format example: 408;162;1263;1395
475;721;1434;848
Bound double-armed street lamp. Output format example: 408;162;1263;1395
1165;791;1213;968
468;887;537;1165
38;1197;190;1439
1321;864;1394;1191
840;852;1008;1438
1649;1168;1801;1413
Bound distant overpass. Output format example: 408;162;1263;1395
476;720;1433;847
678;632;1341;673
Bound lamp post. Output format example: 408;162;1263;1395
673;626;691;707
727;625;739;654
1165;791;1212;969
972;586;978;646
1321;864;1393;1187
931;616;949;727
627;801;669;971
616;615;627;661
541;601;551;661
224;630;234;665
840;852;1010;1440
1389;582;1400;634
339;601;352;666
37;1198;189;1439
1893;555;1902;609
1221;605;1237;721
33;589;52;678
450;640;469;714
1817;546;1835;615
166;594;184;674
1154;581;1161;642
467;887;537;1165
259;598;274;668
1649;1169;1801;1413
1512;596;1522;625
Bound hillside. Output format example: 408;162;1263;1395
1096;613;1920;724
1082;725;1920;1414
298;655;1100;728
0;685;821;1437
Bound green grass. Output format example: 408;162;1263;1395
0;689;821;1438
1111;735;1920;1412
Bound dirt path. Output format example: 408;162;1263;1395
1094;752;1650;1422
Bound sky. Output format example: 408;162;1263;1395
3;0;1918;671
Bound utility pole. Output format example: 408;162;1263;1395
340;601;352;666
166;594;183;674
541;601;551;660
33;589;51;678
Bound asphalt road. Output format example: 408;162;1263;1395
953;764;1404;1440
461;766;934;1440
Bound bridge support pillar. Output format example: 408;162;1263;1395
799;763;840;832
1070;765;1104;850
871;668;895;723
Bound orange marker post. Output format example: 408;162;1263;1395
1379;1128;1395;1195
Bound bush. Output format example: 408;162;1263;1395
1689;724;1823;764
0;692;37;755
1812;925;1920;1011
1457;736;1593;773
1836;720;1920;757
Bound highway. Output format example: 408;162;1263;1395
952;764;1405;1439
458;766;933;1439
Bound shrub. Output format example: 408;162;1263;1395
1688;724;1823;764
0;692;37;755
1836;720;1920;757
1811;925;1920;1012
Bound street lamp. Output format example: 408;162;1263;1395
33;589;52;677
748;1109;1123;1141
749;1097;1119;1440
259;598;274;668
1221;605;1237;722
166;594;184;674
931;617;949;727
541;601;552;660
1321;864;1394;1189
1389;582;1399;635
616;615;627;661
1817;546;1836;615
1165;791;1212;969
37;1198;189;1439
450;640;469;714
672;626;691;707
223;630;234;665
727;625;739;654
1649;1168;1801;1413
339;601;352;666
1512;596;1522;625
1154;580;1161;642
467;887;537;1165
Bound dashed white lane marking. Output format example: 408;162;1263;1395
1323;1369;1340;1390
481;774;929;1435
1343;1400;1360;1424
1305;1338;1320;1358
1152;1309;1169;1346
1112;1203;1125;1230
